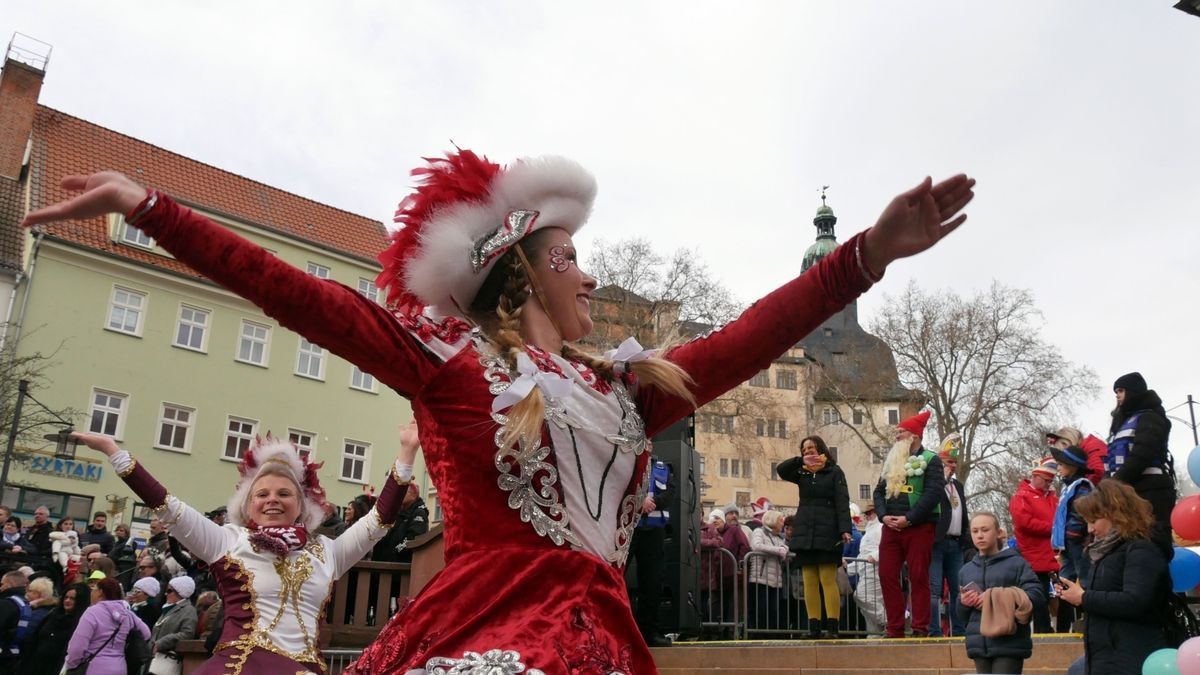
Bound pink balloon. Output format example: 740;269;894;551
1179;637;1200;675
1173;496;1200;542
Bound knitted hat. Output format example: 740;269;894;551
227;434;330;530
706;508;725;523
1045;426;1082;446
1049;445;1088;470
1031;457;1059;478
376;150;597;317
723;503;740;516
168;576;196;600
133;577;160;597
1113;372;1148;395
897;410;931;437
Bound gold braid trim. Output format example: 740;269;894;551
117;457;137;478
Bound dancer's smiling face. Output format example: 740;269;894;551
248;473;302;527
522;228;597;342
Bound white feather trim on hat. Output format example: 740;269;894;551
403;155;597;317
227;436;328;531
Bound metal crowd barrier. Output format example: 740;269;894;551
324;648;364;674
698;546;741;638
739;551;872;640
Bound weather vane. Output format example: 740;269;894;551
819;185;830;206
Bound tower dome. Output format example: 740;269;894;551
802;190;838;272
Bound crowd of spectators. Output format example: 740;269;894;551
696;372;1180;674
0;480;431;674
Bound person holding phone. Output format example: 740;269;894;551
958;513;1044;674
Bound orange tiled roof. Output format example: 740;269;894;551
28;107;387;280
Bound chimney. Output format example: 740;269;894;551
0;34;51;180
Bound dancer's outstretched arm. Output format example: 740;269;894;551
24;173;438;398
637;175;975;436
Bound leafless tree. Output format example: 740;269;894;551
0;326;78;488
868;281;1099;516
586;237;741;336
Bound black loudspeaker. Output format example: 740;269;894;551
625;415;701;637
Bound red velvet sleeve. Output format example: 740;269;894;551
117;458;168;509
637;230;875;436
129;194;436;397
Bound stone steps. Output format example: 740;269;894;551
648;635;1082;673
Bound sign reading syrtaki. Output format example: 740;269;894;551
25;456;104;482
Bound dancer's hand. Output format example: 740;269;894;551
863;174;975;273
397;422;421;466
22;172;148;228
70;431;122;457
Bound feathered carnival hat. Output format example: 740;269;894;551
228;434;330;530
939;432;962;460
376;149;598;318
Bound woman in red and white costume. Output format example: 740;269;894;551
25;153;974;674
64;427;418;674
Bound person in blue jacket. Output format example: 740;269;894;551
627;455;675;647
958;512;1044;674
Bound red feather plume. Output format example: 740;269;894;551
376;149;503;312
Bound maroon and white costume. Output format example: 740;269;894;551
118;150;878;673
108;437;407;674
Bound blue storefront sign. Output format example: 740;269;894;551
26;456;104;482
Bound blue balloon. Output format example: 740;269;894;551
1144;647;1181;674
1187;445;1200;485
1171;548;1200;593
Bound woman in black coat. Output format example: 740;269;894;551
18;582;91;675
777;435;851;638
1057;479;1169;675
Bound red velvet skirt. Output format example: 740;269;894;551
346;547;654;674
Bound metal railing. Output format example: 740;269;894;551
324;648;364;674
698;546;740;638
740;551;873;639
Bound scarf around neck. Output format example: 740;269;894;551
803;454;828;473
247;523;309;557
1086;531;1123;562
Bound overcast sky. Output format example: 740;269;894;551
4;2;1198;475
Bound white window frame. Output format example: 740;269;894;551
749;370;770;387
236;320;271;367
121;220;155;249
155;403;195;454
719;458;729;477
860;484;872;500
306;262;330;279
357;278;379;303
173;304;210;353
427;488;443;524
349;366;378;393
87;389;128;440
742;459;751;478
887;407;901;425
295;338;326;381
822;407;840;425
852;408;865;426
340;439;370;483
223;416;258;462
106;286;147;336
288;428;316;461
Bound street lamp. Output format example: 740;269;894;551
1166;394;1199;447
0;379;81;494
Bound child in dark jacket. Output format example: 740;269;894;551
958;512;1045;674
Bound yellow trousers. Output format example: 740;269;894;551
802;563;841;620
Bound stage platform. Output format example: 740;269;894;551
649;635;1083;674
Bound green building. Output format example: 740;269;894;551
0;50;427;532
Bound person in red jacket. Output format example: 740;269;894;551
1008;457;1060;634
1045;427;1106;485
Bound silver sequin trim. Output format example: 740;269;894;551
610;460;651;566
482;349;582;549
470;210;540;273
424;648;546;674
